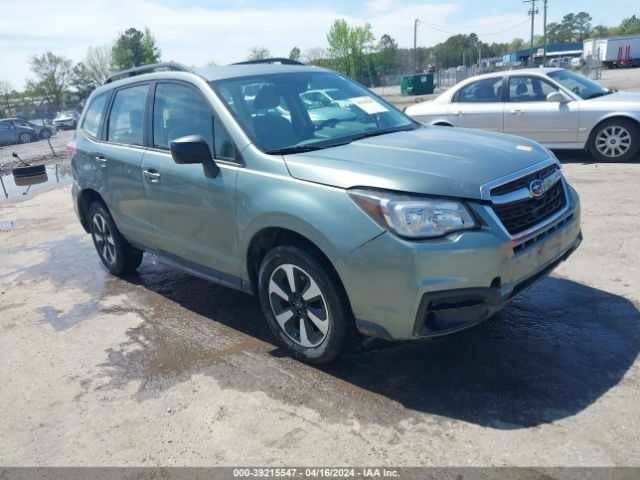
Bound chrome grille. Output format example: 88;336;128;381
491;166;567;236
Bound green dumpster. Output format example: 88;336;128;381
400;73;434;96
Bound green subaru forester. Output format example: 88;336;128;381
70;60;582;363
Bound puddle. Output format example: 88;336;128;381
0;162;72;201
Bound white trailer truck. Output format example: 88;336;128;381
583;35;640;68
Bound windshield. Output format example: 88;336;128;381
212;71;417;154
547;70;610;99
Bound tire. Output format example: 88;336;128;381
258;245;351;364
18;133;32;144
588;118;640;162
88;202;143;276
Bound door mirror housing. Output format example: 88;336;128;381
547;91;569;103
170;135;219;176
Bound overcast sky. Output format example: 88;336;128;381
0;0;635;88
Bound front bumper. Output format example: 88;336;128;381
342;183;582;340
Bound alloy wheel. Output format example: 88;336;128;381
19;133;30;144
595;125;632;158
268;264;330;348
92;213;117;266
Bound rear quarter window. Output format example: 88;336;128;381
81;92;109;138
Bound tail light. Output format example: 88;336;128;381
66;140;77;158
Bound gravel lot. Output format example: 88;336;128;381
1;152;639;466
1;72;640;466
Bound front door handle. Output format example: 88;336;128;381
95;155;107;167
455;110;463;116
510;109;523;115
143;169;161;183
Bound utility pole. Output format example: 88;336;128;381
524;0;538;65
542;0;549;65
413;19;420;72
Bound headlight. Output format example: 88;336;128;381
348;188;476;239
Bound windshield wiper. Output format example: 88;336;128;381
266;140;352;155
348;125;417;142
265;125;418;155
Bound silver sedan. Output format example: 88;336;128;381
405;68;640;162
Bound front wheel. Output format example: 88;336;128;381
18;133;32;144
258;246;351;364
588;119;640;162
89;202;143;276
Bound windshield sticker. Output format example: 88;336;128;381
348;96;389;115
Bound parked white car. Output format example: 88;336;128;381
405;68;640;162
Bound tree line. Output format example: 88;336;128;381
0;27;161;119
2;12;639;119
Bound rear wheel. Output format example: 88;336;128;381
258;246;351;364
89;202;143;276
588;119;639;162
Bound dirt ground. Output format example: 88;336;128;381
1;152;639;466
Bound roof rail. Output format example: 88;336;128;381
232;58;305;66
104;62;192;84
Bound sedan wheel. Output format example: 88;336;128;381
589;119;639;162
595;125;632;158
19;133;32;144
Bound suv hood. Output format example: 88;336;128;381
284;127;554;200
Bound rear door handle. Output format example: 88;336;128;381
455;110;463;116
143;169;161;183
95;155;107;167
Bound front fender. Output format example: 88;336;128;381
235;170;384;281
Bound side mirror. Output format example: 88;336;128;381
170;135;219;176
547;91;569;103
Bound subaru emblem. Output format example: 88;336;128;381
529;179;545;198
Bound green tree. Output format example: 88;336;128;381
547;12;592;43
289;46;301;61
111;27;161;70
70;62;97;101
84;46;112;84
327;19;374;80
376;34;398;76
590;25;611;38
509;38;526;51
26;52;73;109
618;15;640;35
248;46;271;60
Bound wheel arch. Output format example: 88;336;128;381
76;188;107;233
588;114;640;143
245;225;353;317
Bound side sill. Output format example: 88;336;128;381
139;246;254;295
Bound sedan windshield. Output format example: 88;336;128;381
211;71;417;154
547;69;610;100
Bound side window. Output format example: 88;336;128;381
153;83;213;153
509;76;559;102
81;92;108;138
0;122;10;131
107;85;148;146
454;78;503;103
214;120;237;161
